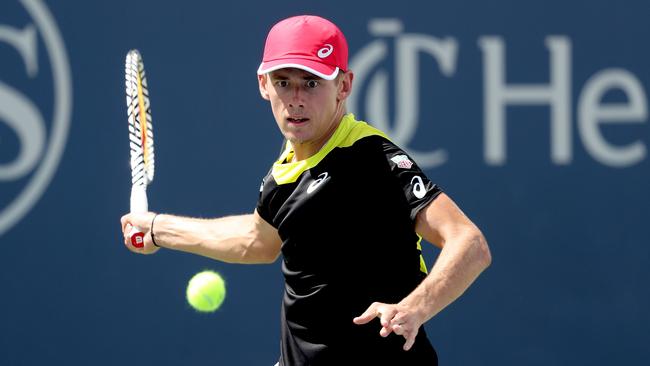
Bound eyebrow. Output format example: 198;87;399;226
270;72;323;81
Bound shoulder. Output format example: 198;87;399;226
334;114;389;147
332;115;420;168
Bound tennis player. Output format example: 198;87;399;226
121;15;491;366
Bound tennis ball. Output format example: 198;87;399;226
186;270;226;312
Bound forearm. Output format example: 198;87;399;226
152;213;278;264
400;231;491;322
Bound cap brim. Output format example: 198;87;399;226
257;59;339;80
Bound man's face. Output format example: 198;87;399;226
258;68;352;149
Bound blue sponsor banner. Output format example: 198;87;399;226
1;0;648;364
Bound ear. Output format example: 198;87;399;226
336;71;354;102
258;74;270;100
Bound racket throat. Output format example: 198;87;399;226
130;185;149;213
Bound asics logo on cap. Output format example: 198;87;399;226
317;44;334;58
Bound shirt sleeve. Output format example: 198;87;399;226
381;139;443;222
255;170;275;227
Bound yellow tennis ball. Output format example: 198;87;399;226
186;270;226;312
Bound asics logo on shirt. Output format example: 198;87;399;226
411;176;426;199
317;44;334;58
307;172;330;194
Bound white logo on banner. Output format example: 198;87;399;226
350;18;648;168
0;0;72;237
349;19;455;169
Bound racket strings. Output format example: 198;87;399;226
125;50;155;187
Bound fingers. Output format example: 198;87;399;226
353;303;398;337
354;302;423;351
392;323;405;335
121;214;131;233
379;307;398;337
124;212;154;231
122;230;159;254
403;328;418;351
379;307;397;328
120;212;160;255
139;233;160;255
123;223;132;244
353;302;380;325
123;223;139;252
390;313;420;351
122;213;133;246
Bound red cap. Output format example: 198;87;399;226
257;15;348;80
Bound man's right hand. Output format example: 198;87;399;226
120;212;160;255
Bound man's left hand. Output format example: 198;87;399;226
353;301;425;351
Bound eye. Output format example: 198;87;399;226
275;80;289;87
306;80;319;88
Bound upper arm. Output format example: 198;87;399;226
415;193;484;249
378;138;443;222
251;209;282;263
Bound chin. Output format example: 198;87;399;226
286;137;305;145
283;132;309;145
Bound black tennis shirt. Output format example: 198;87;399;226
257;114;442;366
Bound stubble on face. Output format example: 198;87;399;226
264;69;345;156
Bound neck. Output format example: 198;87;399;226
292;109;346;161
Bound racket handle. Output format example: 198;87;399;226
129;226;146;248
129;185;148;248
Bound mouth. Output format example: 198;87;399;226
287;117;310;124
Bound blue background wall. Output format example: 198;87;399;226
1;0;648;364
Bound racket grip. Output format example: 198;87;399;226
129;185;148;248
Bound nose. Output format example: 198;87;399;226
288;86;304;108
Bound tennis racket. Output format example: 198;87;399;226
125;49;155;248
